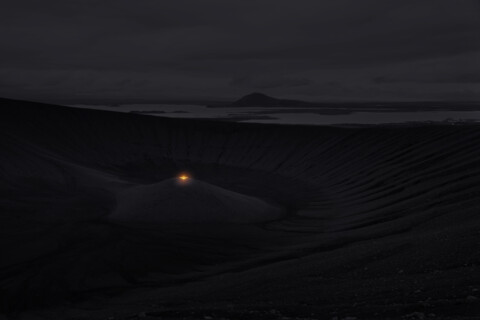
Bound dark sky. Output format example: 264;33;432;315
1;0;479;102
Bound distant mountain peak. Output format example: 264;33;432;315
229;92;315;108
232;92;280;107
243;92;273;99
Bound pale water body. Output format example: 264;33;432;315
243;111;480;125
71;104;480;125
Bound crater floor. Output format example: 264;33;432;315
111;177;284;224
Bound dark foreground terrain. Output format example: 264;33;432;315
1;98;480;320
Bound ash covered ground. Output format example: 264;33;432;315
1;98;480;320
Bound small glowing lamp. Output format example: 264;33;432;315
178;174;190;181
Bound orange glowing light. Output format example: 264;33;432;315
178;174;190;181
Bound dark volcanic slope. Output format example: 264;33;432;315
1;98;480;319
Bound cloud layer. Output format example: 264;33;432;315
1;0;479;102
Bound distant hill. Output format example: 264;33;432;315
210;92;315;108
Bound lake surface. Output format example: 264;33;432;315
70;104;480;125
